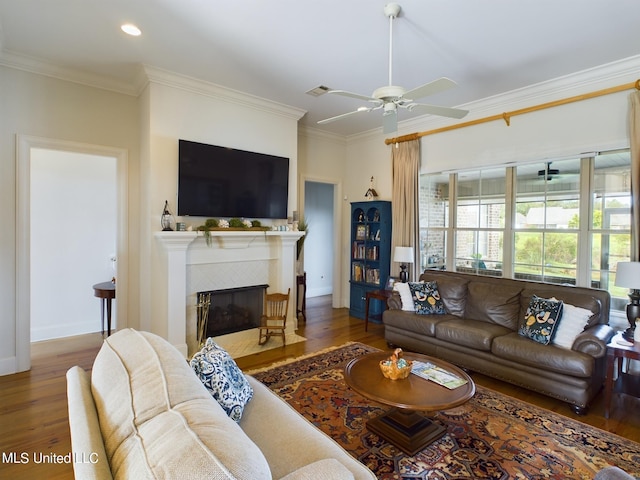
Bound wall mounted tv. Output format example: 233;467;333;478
177;139;289;219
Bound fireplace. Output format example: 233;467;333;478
154;230;304;357
198;285;267;338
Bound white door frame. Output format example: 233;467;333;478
299;174;343;308
15;135;128;373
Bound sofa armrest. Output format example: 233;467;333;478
280;459;355;480
387;291;402;310
66;366;113;480
572;324;615;358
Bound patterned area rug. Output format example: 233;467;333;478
248;342;640;479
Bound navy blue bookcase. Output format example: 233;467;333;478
349;201;392;320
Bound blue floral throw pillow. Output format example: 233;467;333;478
190;338;253;422
518;295;564;345
409;281;446;315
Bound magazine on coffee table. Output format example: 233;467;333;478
411;361;468;389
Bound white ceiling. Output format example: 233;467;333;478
1;0;639;136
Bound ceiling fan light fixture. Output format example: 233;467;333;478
306;85;331;97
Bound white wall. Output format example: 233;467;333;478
30;149;116;340
297;129;348;306
304;181;334;297
0;65;139;375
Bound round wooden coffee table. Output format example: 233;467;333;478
344;351;475;455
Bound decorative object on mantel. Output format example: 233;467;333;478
161;200;176;231
365;176;379;200
296;216;309;261
196;218;270;246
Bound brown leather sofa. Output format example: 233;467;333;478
383;270;615;413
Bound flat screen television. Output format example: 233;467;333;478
177;139;289;219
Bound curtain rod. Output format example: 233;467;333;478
385;79;640;145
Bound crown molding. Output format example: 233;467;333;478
397;54;640;136
0;50;307;122
298;125;348;146
142;65;306;122
0;50;140;96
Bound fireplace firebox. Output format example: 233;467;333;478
198;285;268;338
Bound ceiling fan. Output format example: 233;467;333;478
538;162;560;180
315;3;468;134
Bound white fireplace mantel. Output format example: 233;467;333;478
154;230;304;356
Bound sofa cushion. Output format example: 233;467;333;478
518;295;563;345
420;273;469;317
393;282;415;311
383;309;452;337
552;303;593;349
409;281;446;315
435;318;512;351
190;338;253;422
492;332;594;377
91;329;271;480
464;281;523;329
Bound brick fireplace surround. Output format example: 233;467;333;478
154;230;304;356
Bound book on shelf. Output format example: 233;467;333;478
356;225;366;240
352;262;364;282
365;267;380;285
352;242;365;259
411;361;468;389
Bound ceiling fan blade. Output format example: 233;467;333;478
382;110;397;134
407;103;469;119
402;77;457;101
327;89;381;103
317;107;372;125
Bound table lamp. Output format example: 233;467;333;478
394;246;414;283
614;261;640;342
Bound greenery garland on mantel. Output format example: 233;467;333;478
196;218;270;246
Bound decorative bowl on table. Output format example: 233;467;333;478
379;348;413;380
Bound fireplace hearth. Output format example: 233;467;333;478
199;285;268;338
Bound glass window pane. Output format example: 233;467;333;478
419;173;449;228
515;159;580;230
591;150;631;312
514;232;543;273
420;230;446;271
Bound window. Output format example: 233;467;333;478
514;158;581;284
418;150;631;312
455;168;506;276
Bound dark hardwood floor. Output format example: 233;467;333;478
1;295;638;479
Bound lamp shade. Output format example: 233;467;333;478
394;246;414;264
615;262;640;289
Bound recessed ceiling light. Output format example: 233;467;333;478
121;23;141;36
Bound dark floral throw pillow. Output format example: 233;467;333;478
409;281;446;315
518;295;564;345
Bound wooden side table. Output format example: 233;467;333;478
365;289;394;331
93;281;116;337
604;333;640;419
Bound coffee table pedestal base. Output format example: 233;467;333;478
366;408;445;455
